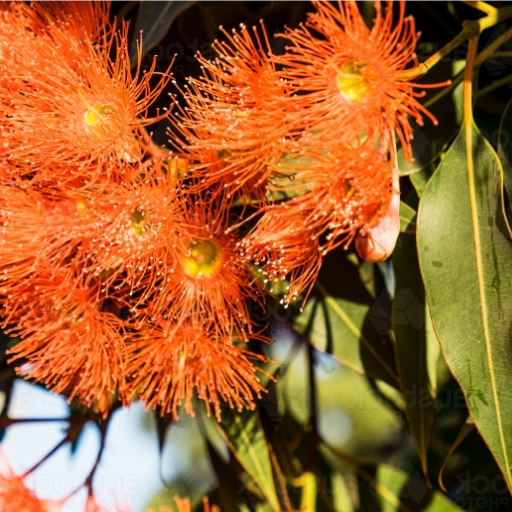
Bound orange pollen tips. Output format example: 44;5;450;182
182;238;223;278
130;208;149;236
336;61;370;102
83;103;121;139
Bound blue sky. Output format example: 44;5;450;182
2;381;165;512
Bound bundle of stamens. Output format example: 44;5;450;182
275;0;444;161
2;262;127;411
170;22;303;200
0;467;60;512
139;191;265;335
0;0;444;423
126;319;271;420
0;3;172;187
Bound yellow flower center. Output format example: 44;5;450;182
76;200;92;220
83;103;121;139
182;239;223;278
130;208;149;237
336;61;370;102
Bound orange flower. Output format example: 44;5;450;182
0;471;60;512
3;263;127;414
0;165;183;311
0;6;37;99
0;182;120;292
126;320;270;420
0;5;172;185
354;153;400;261
17;1;111;44
172;496;220;512
69;165;186;304
242;204;323;309
281;145;394;251
276;0;441;161
244;142;395;303
171;22;300;199
143;193;264;336
0;184;89;284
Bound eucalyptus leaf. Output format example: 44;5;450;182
418;121;512;492
425;304;441;398
392;234;435;477
206;437;262;512
438;416;475;492
399;202;417;234
498;95;512;200
357;464;464;511
293;250;399;388
331;473;355;512
216;410;280;511
325;443;462;512
409;162;438;198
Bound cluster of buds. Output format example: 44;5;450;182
0;1;440;421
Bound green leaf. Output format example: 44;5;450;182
398;61;464;176
358;464;464;512
331;473;355;512
425;304;441;398
392;234;436;477
255;504;276;512
438;416;475;492
131;2;194;61
409;163;437;198
206;436;262;512
293;250;398;387
418;121;512;492
325;442;461;512
216;410;280;511
498;95;512;200
399;202;417;234
298;472;316;512
259;376;301;482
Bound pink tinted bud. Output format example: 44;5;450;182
355;163;400;262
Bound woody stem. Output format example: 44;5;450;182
423;23;512;108
464;37;480;124
463;1;498;16
396;5;512;79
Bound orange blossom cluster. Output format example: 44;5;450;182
0;1;440;420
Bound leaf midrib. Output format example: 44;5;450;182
466;121;512;483
233;415;272;490
315;281;398;384
218;415;279;511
